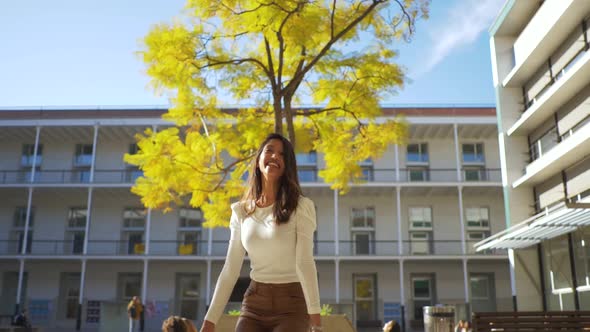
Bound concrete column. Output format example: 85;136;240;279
453;124;462;182
83;188;93;255
335;259;340;304
30;126;41;182
458;187;466;255
334;189;339;256
207;227;213;256
463;259;469;304
206;260;212;306
89;125;99;183
394;144;400;182
77;260;87;331
145;208;152;255
396;187;403;255
399;260;406;332
21;188;33;255
141;260;149;302
15;259;25;314
508;249;517;311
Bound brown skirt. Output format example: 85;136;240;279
235;280;310;332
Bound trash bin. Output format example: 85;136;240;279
423;305;455;332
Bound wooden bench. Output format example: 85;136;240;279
472;311;590;331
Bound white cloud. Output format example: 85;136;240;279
414;0;505;76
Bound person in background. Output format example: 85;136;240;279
127;296;144;332
383;320;401;332
162;316;197;332
463;321;473;332
454;320;466;332
12;309;32;332
200;133;322;332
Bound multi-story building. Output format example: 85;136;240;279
0;106;511;332
479;0;590;312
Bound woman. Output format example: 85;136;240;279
200;133;322;332
163;316;198;332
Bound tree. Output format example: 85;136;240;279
127;0;429;227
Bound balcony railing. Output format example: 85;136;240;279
528;113;590;163
0;239;507;257
0;168;502;185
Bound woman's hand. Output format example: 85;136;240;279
200;320;215;332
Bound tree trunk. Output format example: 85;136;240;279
273;94;283;134
284;96;296;148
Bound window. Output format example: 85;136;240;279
179;208;202;228
13;207;34;227
13;207;34;254
66;208;86;254
410;232;431;255
359;158;374;181
407;143;429;163
178;208;202;255
466;207;490;228
409;207;432;229
462;143;485;163
117;273;142;301
123;208;146;228
123;208;146;254
412;275;435;320
352;232;374;255
297;151;318;182
126;144;143;182
408;166;429;182
351;207;375;228
21;144;43;167
176;274;199;320
74;144;93;167
463;166;486;181
354;274;377;322
470;274;490;300
68;208;87;228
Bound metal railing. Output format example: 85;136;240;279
0;168;502;185
0;239;507;257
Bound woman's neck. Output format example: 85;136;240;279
258;179;279;207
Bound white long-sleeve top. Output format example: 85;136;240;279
204;196;321;325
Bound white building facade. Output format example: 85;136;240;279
0;106;511;331
479;0;590;313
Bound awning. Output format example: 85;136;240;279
475;201;590;251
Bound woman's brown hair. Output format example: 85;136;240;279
162;316;197;332
242;133;302;224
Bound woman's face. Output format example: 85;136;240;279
257;138;285;183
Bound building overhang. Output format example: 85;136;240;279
475;201;590;251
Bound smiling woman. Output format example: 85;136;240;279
200;133;322;332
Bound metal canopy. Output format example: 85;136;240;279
475;201;590;251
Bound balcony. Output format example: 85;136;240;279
514;115;590;188
502;0;590;88
0;239;507;257
0;168;501;186
508;29;590;136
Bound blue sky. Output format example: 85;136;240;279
0;0;505;108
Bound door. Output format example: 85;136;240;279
179;232;200;255
412;276;435;321
71;232;85;254
127;233;144;254
353;232;373;255
470;273;496;312
16;231;33;254
59;273;80;319
354;274;377;323
0;272;28;315
176;274;199;320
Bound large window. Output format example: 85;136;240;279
407;143;429;163
176;274;199;320
408;166;429;182
178;208;202;255
296;151;317;182
352;207;375;228
462;143;485;164
360;158;374;181
117;273;142;301
409;207;432;255
126;144;143;182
